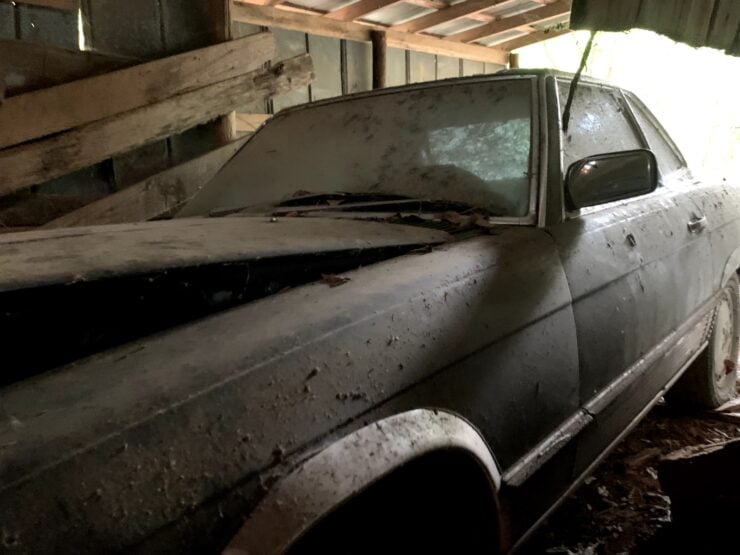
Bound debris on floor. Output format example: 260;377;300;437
521;397;740;554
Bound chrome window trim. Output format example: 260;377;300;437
622;90;691;181
536;75;549;228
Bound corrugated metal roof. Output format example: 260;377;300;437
531;13;570;32
363;3;433;26
292;0;357;12
234;0;569;57
482;0;544;19
571;0;740;56
478;28;528;45
425;17;482;37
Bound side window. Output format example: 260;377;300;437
624;93;685;178
558;81;643;172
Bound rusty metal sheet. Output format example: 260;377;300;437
571;0;740;56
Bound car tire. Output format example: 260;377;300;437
668;274;740;409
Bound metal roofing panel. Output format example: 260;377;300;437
531;13;570;32
425;17;483;36
482;0;543;18
571;0;740;56
363;2;432;25
290;0;357;12
478;28;528;45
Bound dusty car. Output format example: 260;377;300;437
1;69;739;554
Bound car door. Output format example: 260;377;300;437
623;90;716;311
628;91;740;295
547;80;713;476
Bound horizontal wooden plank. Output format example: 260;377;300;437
0;39;135;97
448;0;572;43
497;28;570;51
0;54;314;196
0;32;277;150
14;0;79;11
232;2;508;64
44;138;248;228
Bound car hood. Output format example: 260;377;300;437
0;216;449;383
0;215;449;291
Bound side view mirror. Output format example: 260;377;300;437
565;149;658;210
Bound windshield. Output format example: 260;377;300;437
180;78;534;218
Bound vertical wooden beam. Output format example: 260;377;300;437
508;52;519;68
371;30;386;89
210;0;236;143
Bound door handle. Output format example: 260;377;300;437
687;216;707;233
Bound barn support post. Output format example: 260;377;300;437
209;0;236;143
371;30;386;89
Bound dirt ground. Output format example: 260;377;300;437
519;398;740;554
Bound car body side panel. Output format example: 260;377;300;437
0;228;576;553
548;183;713;477
549;189;710;396
687;181;740;289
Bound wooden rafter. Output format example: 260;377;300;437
393;0;516;33
325;0;401;22
232;2;509;64
273;3;325;16
448;0;571;43
496;28;570;51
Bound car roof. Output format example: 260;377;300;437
271;68;616;120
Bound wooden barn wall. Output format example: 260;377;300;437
0;2;110;206
232;20;506;116
0;0;237;212
81;0;229;187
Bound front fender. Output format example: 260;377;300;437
224;409;503;555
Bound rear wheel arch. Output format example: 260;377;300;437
224;409;506;554
719;246;740;288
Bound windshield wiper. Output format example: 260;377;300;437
211;191;503;219
274;191;479;214
277;191;420;207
